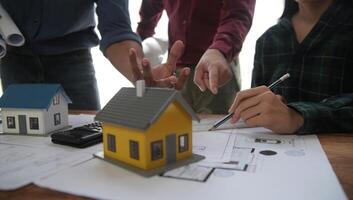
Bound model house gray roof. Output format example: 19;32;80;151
95;87;199;130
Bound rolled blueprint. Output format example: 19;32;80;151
0;37;6;58
0;3;25;47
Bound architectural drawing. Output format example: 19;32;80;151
162;126;309;181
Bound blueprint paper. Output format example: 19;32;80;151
161;163;214;182
198;147;253;170
0;114;98;190
0;143;100;190
193;117;248;132
0;3;25;46
192;131;236;162
34;127;347;200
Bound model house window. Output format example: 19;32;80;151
53;94;60;105
7;116;16;129
54;113;61;125
129;140;139;160
29;117;39;130
179;134;189;153
107;134;116;152
151;140;163;161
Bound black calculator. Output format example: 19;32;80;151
51;121;103;148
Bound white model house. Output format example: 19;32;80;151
0;84;72;135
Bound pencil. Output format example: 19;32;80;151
208;73;290;131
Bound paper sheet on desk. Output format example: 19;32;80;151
193;118;248;132
161;132;239;182
161;164;214;182
191;118;255;171
0;143;101;190
0;114;100;190
34;127;347;200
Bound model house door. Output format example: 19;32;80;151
18;115;27;135
166;133;176;164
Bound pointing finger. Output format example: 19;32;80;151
166;40;185;73
208;66;219;94
194;64;206;92
175;67;190;90
142;58;155;86
129;48;142;81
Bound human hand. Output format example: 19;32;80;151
194;49;233;94
228;86;304;134
129;40;190;89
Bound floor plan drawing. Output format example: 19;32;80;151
34;124;346;200
162;123;311;181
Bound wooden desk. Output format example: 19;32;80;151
1;133;352;200
318;133;353;199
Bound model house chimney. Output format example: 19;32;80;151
136;80;145;97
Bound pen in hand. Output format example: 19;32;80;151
208;73;290;131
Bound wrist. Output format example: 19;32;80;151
288;107;304;133
207;48;228;61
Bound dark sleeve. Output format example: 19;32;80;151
288;94;353;134
251;37;266;87
209;0;255;62
136;0;164;40
96;0;141;54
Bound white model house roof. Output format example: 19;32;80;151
95;87;199;130
0;84;72;109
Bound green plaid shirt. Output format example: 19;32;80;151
252;0;353;134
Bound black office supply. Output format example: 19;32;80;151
51;121;102;148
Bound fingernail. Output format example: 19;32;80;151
185;68;190;75
231;115;239;124
198;86;205;92
171;78;177;84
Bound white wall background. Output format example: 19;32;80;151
92;0;284;107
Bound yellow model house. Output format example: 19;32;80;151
95;81;203;176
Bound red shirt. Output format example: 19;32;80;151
137;0;255;67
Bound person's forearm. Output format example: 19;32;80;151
105;40;144;83
210;0;255;61
288;93;353;134
136;0;164;40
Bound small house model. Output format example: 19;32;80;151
0;84;72;135
95;81;203;176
